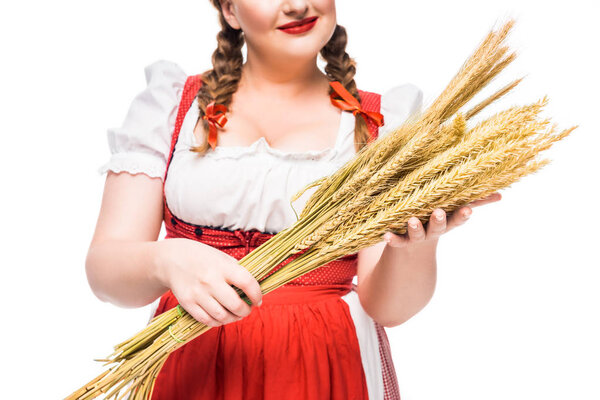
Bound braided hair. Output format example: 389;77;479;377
190;1;371;154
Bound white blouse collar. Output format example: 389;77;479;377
177;97;355;162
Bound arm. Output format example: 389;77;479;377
85;171;168;308
356;239;437;328
356;192;502;327
86;170;264;328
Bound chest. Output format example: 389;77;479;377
193;93;343;153
164;94;359;233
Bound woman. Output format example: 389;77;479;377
89;0;501;398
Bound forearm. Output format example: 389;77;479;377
85;239;169;308
358;239;438;327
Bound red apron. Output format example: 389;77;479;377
149;75;400;399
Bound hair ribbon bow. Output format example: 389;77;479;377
329;81;384;128
202;101;228;150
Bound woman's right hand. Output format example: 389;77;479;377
153;238;263;327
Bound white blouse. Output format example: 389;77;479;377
97;59;423;234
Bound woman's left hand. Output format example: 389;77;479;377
383;192;503;248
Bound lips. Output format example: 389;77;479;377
277;16;318;30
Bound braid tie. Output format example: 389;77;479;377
321;24;372;151
329;81;384;128
202;101;229;150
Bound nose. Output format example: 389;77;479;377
282;0;309;17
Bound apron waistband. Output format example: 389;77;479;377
260;284;353;305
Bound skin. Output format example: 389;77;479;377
194;0;342;153
87;0;502;330
86;172;264;328
356;193;502;327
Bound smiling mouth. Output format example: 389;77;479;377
277;16;319;30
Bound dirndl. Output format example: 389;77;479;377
149;220;370;399
147;72;401;399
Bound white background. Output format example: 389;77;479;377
1;0;598;399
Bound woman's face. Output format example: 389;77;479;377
220;0;337;61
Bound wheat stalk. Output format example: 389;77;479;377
66;17;578;400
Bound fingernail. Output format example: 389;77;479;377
435;212;444;221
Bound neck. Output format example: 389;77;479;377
240;50;327;98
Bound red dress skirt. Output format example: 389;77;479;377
150;218;370;399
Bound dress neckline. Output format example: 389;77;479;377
183;97;351;160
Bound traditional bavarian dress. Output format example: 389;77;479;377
98;59;423;400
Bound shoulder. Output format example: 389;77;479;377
378;83;423;136
142;59;189;93
358;82;423;138
96;60;191;181
117;59;190;129
381;83;423;116
358;83;423;114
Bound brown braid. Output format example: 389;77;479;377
191;3;371;154
320;24;371;153
190;0;245;154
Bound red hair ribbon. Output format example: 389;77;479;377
329;81;384;128
202;101;228;150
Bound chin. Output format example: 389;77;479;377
279;46;322;60
277;33;333;58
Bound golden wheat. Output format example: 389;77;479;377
66;17;577;400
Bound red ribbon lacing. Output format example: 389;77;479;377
202;101;228;150
329;81;385;128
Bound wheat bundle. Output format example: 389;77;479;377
67;17;577;400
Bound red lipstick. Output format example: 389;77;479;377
277;16;318;34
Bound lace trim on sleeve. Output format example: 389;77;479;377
97;151;166;181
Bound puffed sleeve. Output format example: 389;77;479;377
97;59;188;181
378;83;424;139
